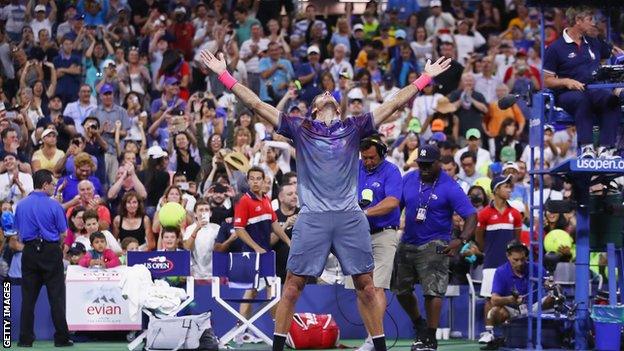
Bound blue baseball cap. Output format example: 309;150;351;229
164;76;179;86
99;83;114;95
429;132;447;143
416;144;440;163
1;211;16;236
491;174;513;192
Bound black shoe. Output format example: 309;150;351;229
54;340;74;347
411;336;437;351
17;341;33;347
480;337;505;350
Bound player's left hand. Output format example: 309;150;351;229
424;57;452;78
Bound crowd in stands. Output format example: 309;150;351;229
0;0;622;312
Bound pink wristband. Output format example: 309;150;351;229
412;73;432;91
218;70;238;90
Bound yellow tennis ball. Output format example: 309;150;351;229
159;202;186;228
544;229;573;253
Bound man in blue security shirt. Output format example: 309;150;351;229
15;169;72;347
350;134;402;351
484;240;555;350
393;144;477;351
543;6;624;159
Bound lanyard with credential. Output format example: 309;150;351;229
418;178;438;209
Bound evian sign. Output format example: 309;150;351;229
86;295;122;315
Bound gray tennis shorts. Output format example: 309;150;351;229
391;240;450;297
287;211;374;277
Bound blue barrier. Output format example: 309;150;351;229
10;283;474;341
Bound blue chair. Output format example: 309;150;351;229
211;251;281;347
542;90;575;126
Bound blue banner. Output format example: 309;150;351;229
529;93;544;148
571;158;624;172
127;251;191;278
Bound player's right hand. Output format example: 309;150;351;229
199;50;227;76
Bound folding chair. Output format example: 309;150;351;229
126;251;195;351
466;264;484;340
212;251;281;348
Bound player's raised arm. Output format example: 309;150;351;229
199;50;281;128
372;57;452;127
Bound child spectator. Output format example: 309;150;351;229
158;227;184;251
82;209;123;254
119;237;140;265
67;242;86;265
79;232;121;269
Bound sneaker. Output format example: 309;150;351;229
480;337;505;350
580;145;596;159
242;331;263;344
411;336;437;351
355;336;375;351
478;331;495;344
597;146;622;159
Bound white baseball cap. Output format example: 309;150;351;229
34;4;46;12
41;128;58;139
147;145;168;159
430;0;442;7
347;88;365;100
307;45;320;55
353;23;364;32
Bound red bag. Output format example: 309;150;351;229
286;313;340;349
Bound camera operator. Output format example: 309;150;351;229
543;6;624;159
483;240;555;350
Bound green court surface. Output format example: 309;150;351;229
9;339;480;350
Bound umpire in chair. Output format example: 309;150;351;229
543;6;624;159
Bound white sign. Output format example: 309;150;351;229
65;266;141;331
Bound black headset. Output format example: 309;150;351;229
506;239;529;256
361;135;388;159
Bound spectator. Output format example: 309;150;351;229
56;151;104;204
183;200;220;279
296;45;323;105
520;125;560;170
458;151;482;186
233;6;261;46
31;128;64;174
453;19;486;65
475;56;503;104
81;116;107;183
204;182;234;225
112;191;152;250
83;32;114;95
455;129;492;173
389;42;419;87
440;155;469;193
63;206;87;253
168;131;201;182
492;118;524;162
259;41;295;104
152;185;191;236
93;59;125;105
107;160;147;216
434;41;464;95
37;95;76;152
1;0;27;43
410;26;434;70
449;73;489;140
63;84;96;134
93;83;131;185
239;23;270;95
53;35;82;105
139;145;170;217
171;172;198;215
78;231;121;268
0;152;33;203
424;97;460;143
157;49;191;100
168;7;195;61
294;4;327;39
424;0;456;38
468;185;490;212
474;0;501;38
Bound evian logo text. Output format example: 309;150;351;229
575;158;624;170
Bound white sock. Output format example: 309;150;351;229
485;325;493;333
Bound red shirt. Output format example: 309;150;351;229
234;192;277;251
